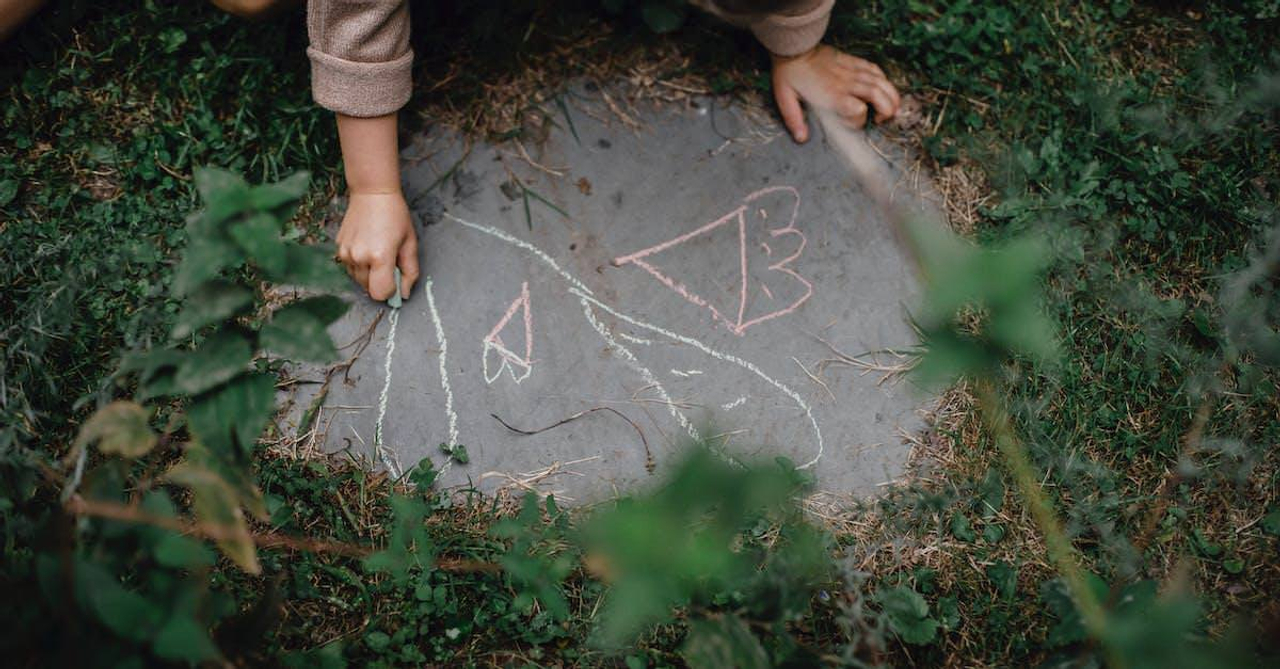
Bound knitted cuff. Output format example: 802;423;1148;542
308;46;413;117
751;0;834;57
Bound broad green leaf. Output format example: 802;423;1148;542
1262;508;1280;536
186;372;276;458
170;279;254;340
230;212;287;276
152;614;222;663
173;236;244;296
193;166;250;226
262;242;347;291
74;400;156;458
641;2;684;33
362;495;433;584
165;459;261;574
154;532;216;569
248;171;310;211
74;560;160;642
680;615;770;669
260;301;338;362
288;295;350;325
0;179;17;207
876;585;939;645
173;330;253;396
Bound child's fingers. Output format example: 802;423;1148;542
367;262;397;302
397;235;420;300
847;76;899;120
352;264;371;295
837;96;868;128
772;76;809;143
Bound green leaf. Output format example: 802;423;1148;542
641;2;685;33
154;532;216;569
193;166;250;225
1262;508;1280;536
247;171;310;211
0;179;17;207
157;26;187;54
170;279;254;340
680;615;770;669
950;513;976;542
230;212;288;276
74;560;160;642
267;243;347;291
152;614;222;663
165;459;261;574
173;330;253;395
260;301;339;363
362;495;433;584
876;585;939;645
173;236;245;296
365;631;391;653
186;371;275;458
289;295;350;325
74;400;156;458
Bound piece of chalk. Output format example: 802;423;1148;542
387;267;403;309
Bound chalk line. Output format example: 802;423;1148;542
617;331;654;346
447;207;823;469
373;309;404;479
580;298;699;442
425;277;459;475
573;288;825;469
444;211;594;297
612;186;813;336
482;281;535;384
722;396;748;410
670;369;704;378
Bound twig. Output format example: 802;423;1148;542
492;407;654;474
973;380;1117;667
792;356;836;402
64;496;501;572
513;139;568;177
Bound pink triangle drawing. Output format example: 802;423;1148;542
483;281;534;384
612;186;813;336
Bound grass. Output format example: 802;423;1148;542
1;0;1278;666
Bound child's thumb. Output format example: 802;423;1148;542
773;83;809;143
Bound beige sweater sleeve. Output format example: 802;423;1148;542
696;0;835;57
306;0;413;117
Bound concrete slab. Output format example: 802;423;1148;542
286;87;937;503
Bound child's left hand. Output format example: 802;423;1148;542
770;44;901;142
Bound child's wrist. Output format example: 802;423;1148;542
348;185;402;197
770;45;819;64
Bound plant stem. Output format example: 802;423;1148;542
973;379;1118;666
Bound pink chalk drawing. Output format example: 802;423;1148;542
612;186;812;336
482;281;534;384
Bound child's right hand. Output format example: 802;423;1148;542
335;191;419;302
770;44;901;142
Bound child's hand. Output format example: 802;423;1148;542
770;45;901;142
335;191;419;302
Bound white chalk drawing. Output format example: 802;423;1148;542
580;297;700;442
373;309;404;479
722;396;748;410
482;281;535;384
617;331;654;346
425;277;459;474
444;210;825;470
670;369;704;378
574;289;825;469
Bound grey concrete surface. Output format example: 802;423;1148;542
284;87;938;503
